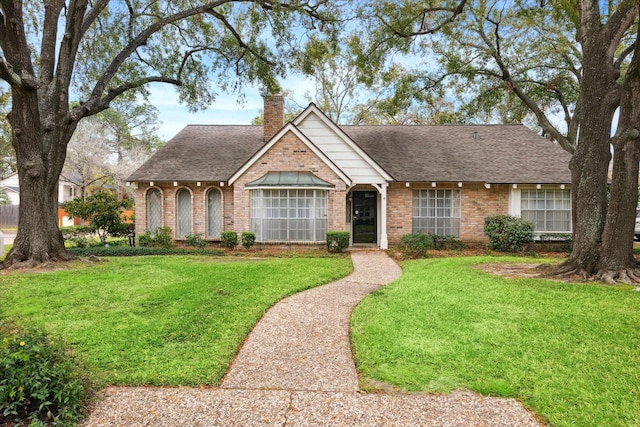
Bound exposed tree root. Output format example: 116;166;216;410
596;268;640;285
1;250;76;270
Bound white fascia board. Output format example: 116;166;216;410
228;123;352;187
293;104;394;182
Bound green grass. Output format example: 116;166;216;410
0;255;352;386
351;257;640;427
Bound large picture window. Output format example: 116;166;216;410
207;189;222;238
251;189;327;242
146;188;162;232
412;189;461;237
521;189;571;232
176;188;192;237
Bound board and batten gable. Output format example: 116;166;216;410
294;106;392;185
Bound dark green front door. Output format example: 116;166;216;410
352;191;377;243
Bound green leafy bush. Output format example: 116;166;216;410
326;231;350;253
398;233;434;258
138;227;173;248
0;319;92;426
185;233;207;248
484;214;534;252
60;225;97;248
62;191;133;244
241;232;256;250
220;231;238;248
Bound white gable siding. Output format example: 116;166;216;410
297;114;387;184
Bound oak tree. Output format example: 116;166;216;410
0;0;337;268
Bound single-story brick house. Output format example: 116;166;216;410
127;95;572;249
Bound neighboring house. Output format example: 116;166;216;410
0;172;81;206
127;95;572;249
0;172;82;226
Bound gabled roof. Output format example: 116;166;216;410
128;125;265;182
293;104;393;182
228;123;351;186
128;120;572;185
343;124;571;184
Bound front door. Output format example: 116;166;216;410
352;191;377;243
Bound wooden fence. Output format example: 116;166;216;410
0;205;19;227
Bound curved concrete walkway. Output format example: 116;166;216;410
82;251;541;426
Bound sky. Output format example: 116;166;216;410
148;73;316;140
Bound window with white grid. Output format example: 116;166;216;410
146;188;162;232
176;188;192;237
251;189;327;242
521;189;571;232
412;189;461;237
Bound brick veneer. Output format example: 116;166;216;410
385;183;509;244
134;183;234;240
232;130;348;237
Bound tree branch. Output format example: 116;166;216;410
71;76;181;120
477;8;574;152
40;0;65;83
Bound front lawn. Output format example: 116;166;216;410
351;257;640;427
0;255;352;386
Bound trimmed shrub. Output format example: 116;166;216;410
185;233;207;248
484;214;534;252
326;231;350;253
138;227;174;248
398;233;434;258
241;232;256;250
0;319;92;426
68;246;225;257
220;231;238;248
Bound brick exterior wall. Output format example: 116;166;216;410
134;183;233;240
385;183;510;245
232;130;348;238
134;179;510;245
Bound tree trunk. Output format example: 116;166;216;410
1;90;75;268
597;22;640;284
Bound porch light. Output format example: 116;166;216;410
457;182;462;187
150;181;154;187
560;184;565;189
220;182;225;187
512;184;517;189
197;182;202;187
536;184;542;189
431;182;436;187
173;181;178;187
405;182;410;187
484;183;491;189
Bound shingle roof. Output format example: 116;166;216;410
127;125;265;182
128;123;572;184
342;124;571;184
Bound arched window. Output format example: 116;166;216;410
207;189;222;238
146;188;162;232
176;188;192;237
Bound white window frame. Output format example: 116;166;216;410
251;189;328;242
509;187;572;234
412;189;461;237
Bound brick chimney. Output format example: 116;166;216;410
263;94;284;141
